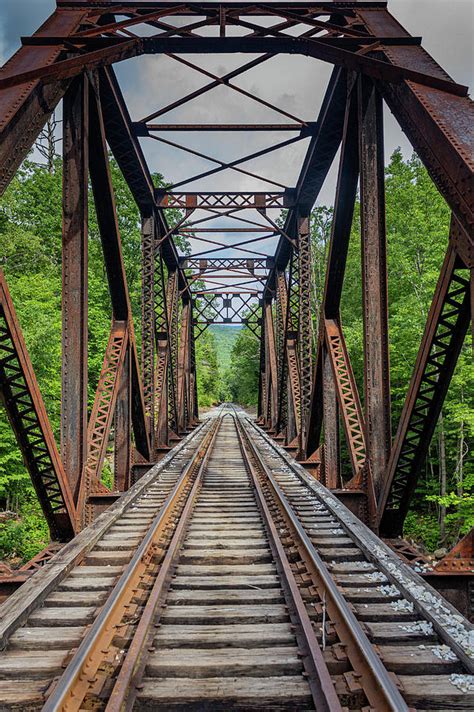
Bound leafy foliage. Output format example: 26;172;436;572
195;329;220;407
227;327;260;407
317;150;473;550
0;156;197;563
0;147;471;564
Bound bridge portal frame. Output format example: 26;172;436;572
0;1;471;546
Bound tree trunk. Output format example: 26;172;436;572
456;387;465;497
438;412;447;543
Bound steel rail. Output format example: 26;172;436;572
237;413;409;712
42;414;223;712
247;415;474;672
0;417;207;650
233;415;342;712
105;413;222;711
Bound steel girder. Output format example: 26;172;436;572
0;1;471;540
61;74;89;504
379;238;471;536
0;272;76;540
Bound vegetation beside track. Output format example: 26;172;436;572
0;147;471;562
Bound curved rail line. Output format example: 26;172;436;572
0;407;472;711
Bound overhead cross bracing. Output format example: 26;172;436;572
0;0;472;612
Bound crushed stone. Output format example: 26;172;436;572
432;645;458;662
377;584;401;598
449;674;474;692
400;621;434;636
390;599;414;613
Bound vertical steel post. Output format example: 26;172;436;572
189;301;199;423
257;301;266;421
322;346;340;488
286;247;302;443
154;252;169;449
264;299;279;429
114;341;131;491
141;210;155;444
359;75;391;497
166;270;179;435
298;213;313;446
177;299;191;433
61;74;88;503
276;270;289;434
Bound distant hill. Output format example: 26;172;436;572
208;324;241;370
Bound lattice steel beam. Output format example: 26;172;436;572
0;272;76;540
77;321;128;529
379;241;471;536
298;214;313;442
156;189;294;210
180;257;273;271
141;210;156;440
325;320;366;478
193;292;262;335
89;87;151;461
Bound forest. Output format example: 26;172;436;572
0;142;472;566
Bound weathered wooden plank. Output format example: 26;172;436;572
334;574;386;587
378;645;462;674
69;565;124;577
154;623;295;648
183;538;268;549
167;589;284;605
8;627;84;650
179;549;272;565
172;575;280;589
188;523;262;532
160;604;288;625
399;674;474;709
44;591;109;606
137;675;312;708
146;647;302;678
189;517;262;524
363;621;438;644
84;550;133;565
95;539;142;551
353;602;418;622
0;650;66;680
310;534;354;544
28;606;96;627
318;547;365;561
58;577;118;592
342;588;400;602
175;564;276;576
0;680;48;709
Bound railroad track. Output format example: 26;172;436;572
238;414;474;711
0;414;215;710
0;408;472;710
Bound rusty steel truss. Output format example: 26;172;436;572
0;1;472;547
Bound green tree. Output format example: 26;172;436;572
195;330;220;407
0;154;208;563
228;327;260;407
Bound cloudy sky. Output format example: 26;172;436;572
1;1;472;271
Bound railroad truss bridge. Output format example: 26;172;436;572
0;1;472;709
